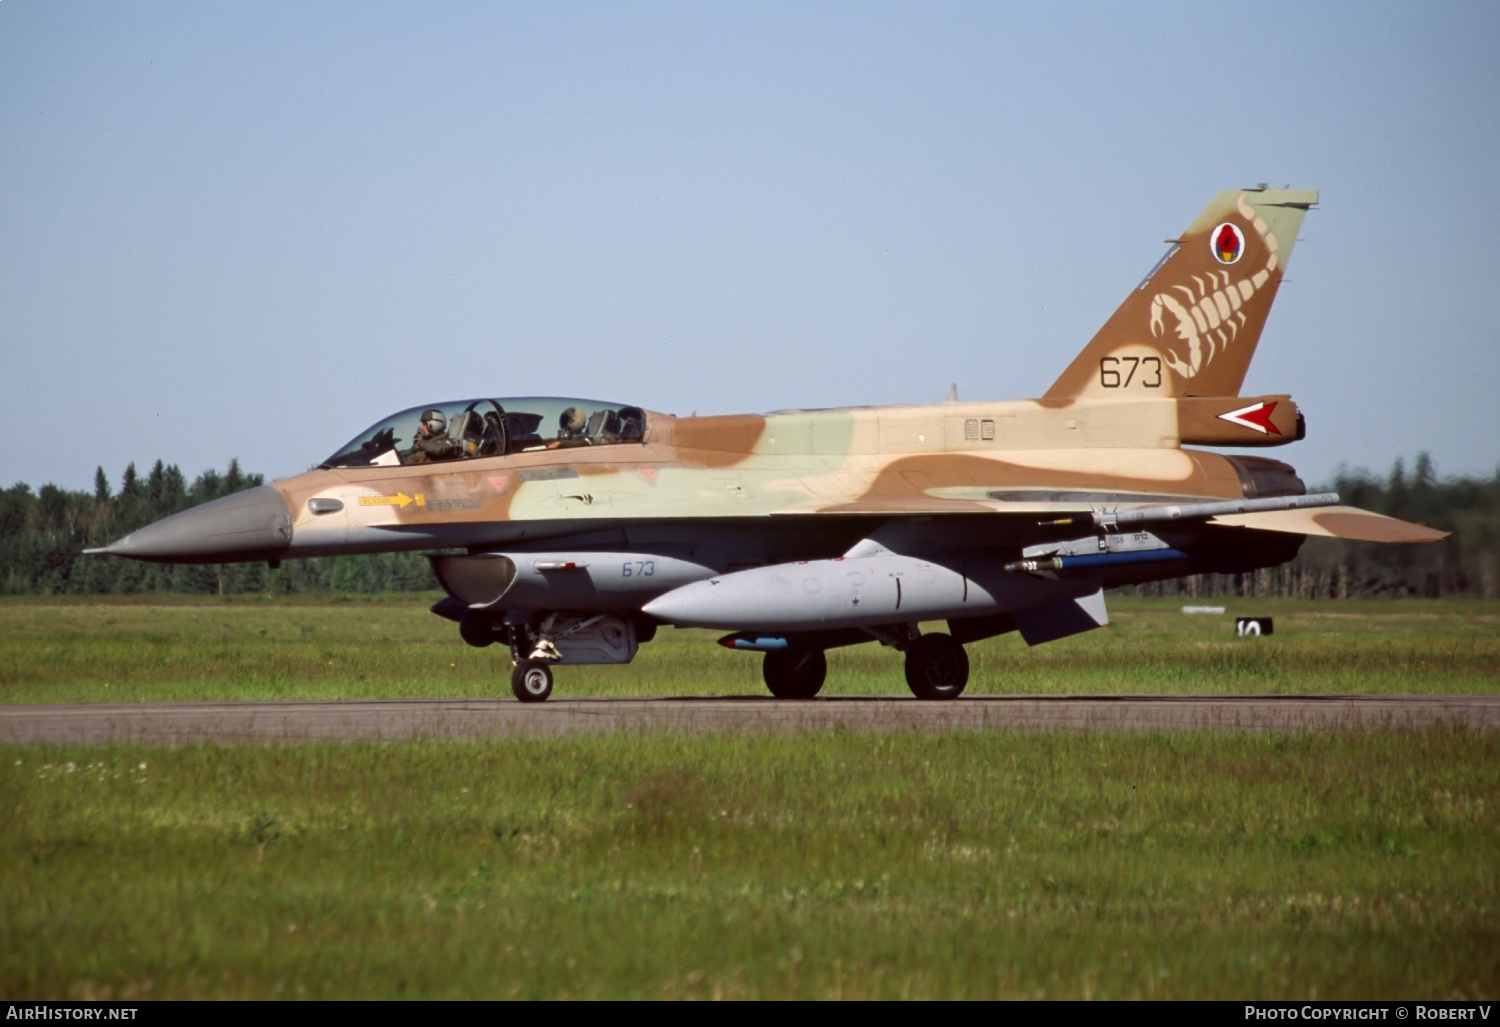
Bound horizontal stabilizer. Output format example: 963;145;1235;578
1210;506;1448;543
1013;588;1109;646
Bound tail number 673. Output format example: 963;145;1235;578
1099;356;1163;388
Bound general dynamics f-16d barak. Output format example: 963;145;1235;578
93;188;1447;702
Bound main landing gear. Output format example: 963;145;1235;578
762;648;827;699
902;632;969;700
758;631;969;701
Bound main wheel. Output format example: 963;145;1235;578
904;633;969;700
511;659;555;703
762;648;827;700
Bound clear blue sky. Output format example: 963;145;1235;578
3;1;1497;492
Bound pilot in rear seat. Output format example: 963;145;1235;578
548;406;592;449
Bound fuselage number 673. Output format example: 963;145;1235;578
1099;356;1163;388
622;560;656;578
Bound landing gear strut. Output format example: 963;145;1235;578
904;633;969;700
762;649;827;700
511;659;554;703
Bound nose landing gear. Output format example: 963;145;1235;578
511;659;554;703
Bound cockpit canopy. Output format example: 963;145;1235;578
322;397;647;469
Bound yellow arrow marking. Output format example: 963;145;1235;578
358;492;413;509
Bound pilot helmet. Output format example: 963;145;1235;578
560;407;585;433
420;409;447;434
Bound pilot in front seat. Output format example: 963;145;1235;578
402;409;461;464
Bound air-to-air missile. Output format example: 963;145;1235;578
90;189;1447;702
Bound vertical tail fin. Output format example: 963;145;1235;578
1046;188;1317;398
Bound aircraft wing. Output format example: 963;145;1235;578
771;496;1064;516
770;488;1213;518
774;489;1449;546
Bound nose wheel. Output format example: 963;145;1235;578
904;633;968;700
511;659;555;702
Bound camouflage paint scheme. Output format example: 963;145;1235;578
98;188;1447;700
268;189;1432;554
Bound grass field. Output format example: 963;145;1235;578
0;731;1494;995
2;731;1495;999
2;596;1496;999
2;595;1497;705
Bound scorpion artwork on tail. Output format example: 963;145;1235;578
1045;186;1317;401
1149;193;1282;380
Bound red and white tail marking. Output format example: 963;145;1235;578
1217;400;1280;435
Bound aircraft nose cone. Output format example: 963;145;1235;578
102;485;293;563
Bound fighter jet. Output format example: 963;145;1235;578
92;187;1446;702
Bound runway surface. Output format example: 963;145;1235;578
1;694;1496;745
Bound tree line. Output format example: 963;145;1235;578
1;454;1496;598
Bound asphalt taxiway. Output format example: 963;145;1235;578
1;694;1495;745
